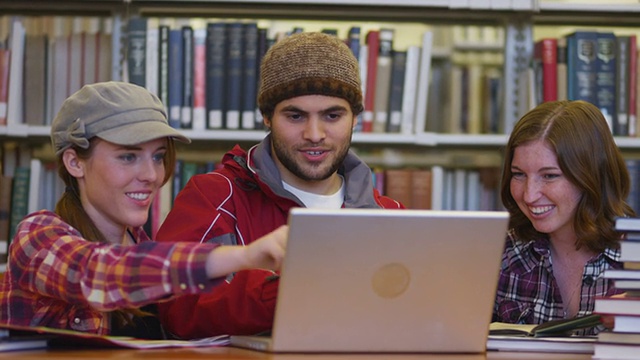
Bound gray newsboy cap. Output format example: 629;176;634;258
51;81;190;156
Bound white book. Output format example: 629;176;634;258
6;17;26;135
449;0;470;8
490;0;511;9
511;0;534;10
28;158;43;213
453;168;466;211
430;165;444;210
465;170;480;211
400;46;420;135
145;18;159;96
413;31;433;136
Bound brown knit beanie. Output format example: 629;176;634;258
258;32;363;118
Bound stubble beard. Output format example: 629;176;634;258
271;134;352;182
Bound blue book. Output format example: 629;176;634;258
566;31;597;104
347;26;361;60
205;22;226;129
168;28;183;129
254;27;269;130
386;50;406;133
127;17;147;87
180;26;194;129
225;22;244;130
595;32;617;132
241;22;258;130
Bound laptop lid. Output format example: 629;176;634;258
231;208;509;353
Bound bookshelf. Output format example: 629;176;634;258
3;0;640;218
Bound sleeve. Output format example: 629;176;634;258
9;213;221;312
156;176;278;338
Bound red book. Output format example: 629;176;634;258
362;30;379;133
628;34;637;136
534;38;558;102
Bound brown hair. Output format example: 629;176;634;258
500;100;635;253
54;137;177;328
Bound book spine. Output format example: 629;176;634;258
373;28;394;134
241;22;258;130
628;35;637;137
362;30;379;133
23;34;47;126
556;37;568;101
386;50;406;133
191;27;207;131
567;32;597;105
127;17;149;87
414;31;433;135
180;25;193;129
400;46;420;135
157;24;170;115
8;166;29;240
225;22;243;130
616;36;630;136
205;22;226;129
254;27;268;130
0;48;9;125
144;18;159;96
347;26;361;60
167;28;183;129
595;32;617;132
539;38;558;102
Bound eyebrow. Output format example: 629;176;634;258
511;165;560;172
279;104;349;114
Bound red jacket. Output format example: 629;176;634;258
156;136;404;339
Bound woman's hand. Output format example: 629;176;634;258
205;225;289;278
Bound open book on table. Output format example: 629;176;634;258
489;313;602;337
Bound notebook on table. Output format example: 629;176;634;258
230;207;510;353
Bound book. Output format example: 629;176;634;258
598;330;640;345
167;28;183;129
386;49;405;133
191;27;206;131
616;35;631;136
621;241;640;262
400;45;420;135
254;27;268;130
225;22;243;130
534;38;558;102
556;36;568;101
410;169;432;210
612;314;640;333
595;297;640;316
362;30;379;133
241;22;258;130
0;175;12;268
414;31;433;135
594;341;640;359
595;32;616;131
615;217;640;232
0;48;9;126
628;35;638;137
144;17;159;96
8;166;29;241
157;24;170;115
566;31;597;104
0;336;48;352
23;33;47;126
126;16;147;87
383;168;412;209
487;335;595;353
372;28;393;133
180;25;193;129
205;21;226;130
489;314;603;337
6;18;25;131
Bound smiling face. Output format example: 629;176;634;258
65;138;168;243
265;94;356;194
510;140;584;243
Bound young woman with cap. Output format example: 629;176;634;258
0;82;287;338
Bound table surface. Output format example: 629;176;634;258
0;346;593;360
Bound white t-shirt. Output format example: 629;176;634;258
282;176;345;209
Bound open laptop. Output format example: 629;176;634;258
230;208;510;353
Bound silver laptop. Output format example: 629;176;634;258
230;208;509;353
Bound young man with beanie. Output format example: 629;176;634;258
155;32;404;339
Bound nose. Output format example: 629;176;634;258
523;178;541;203
138;158;161;183
303;117;325;143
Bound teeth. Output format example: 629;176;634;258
127;193;150;200
530;205;553;215
307;151;323;155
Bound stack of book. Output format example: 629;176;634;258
593;217;640;359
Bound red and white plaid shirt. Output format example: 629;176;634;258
0;210;221;335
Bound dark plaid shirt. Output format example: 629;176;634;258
493;229;623;335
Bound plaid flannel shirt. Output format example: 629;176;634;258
493;230;623;335
0;210;221;335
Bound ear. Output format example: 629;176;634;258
352;115;358;130
263;115;271;129
62;149;85;179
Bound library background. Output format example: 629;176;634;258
1;0;640;264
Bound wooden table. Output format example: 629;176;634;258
0;346;593;360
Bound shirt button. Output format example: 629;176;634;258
583;277;594;286
198;284;205;290
73;318;81;324
180;283;187;290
